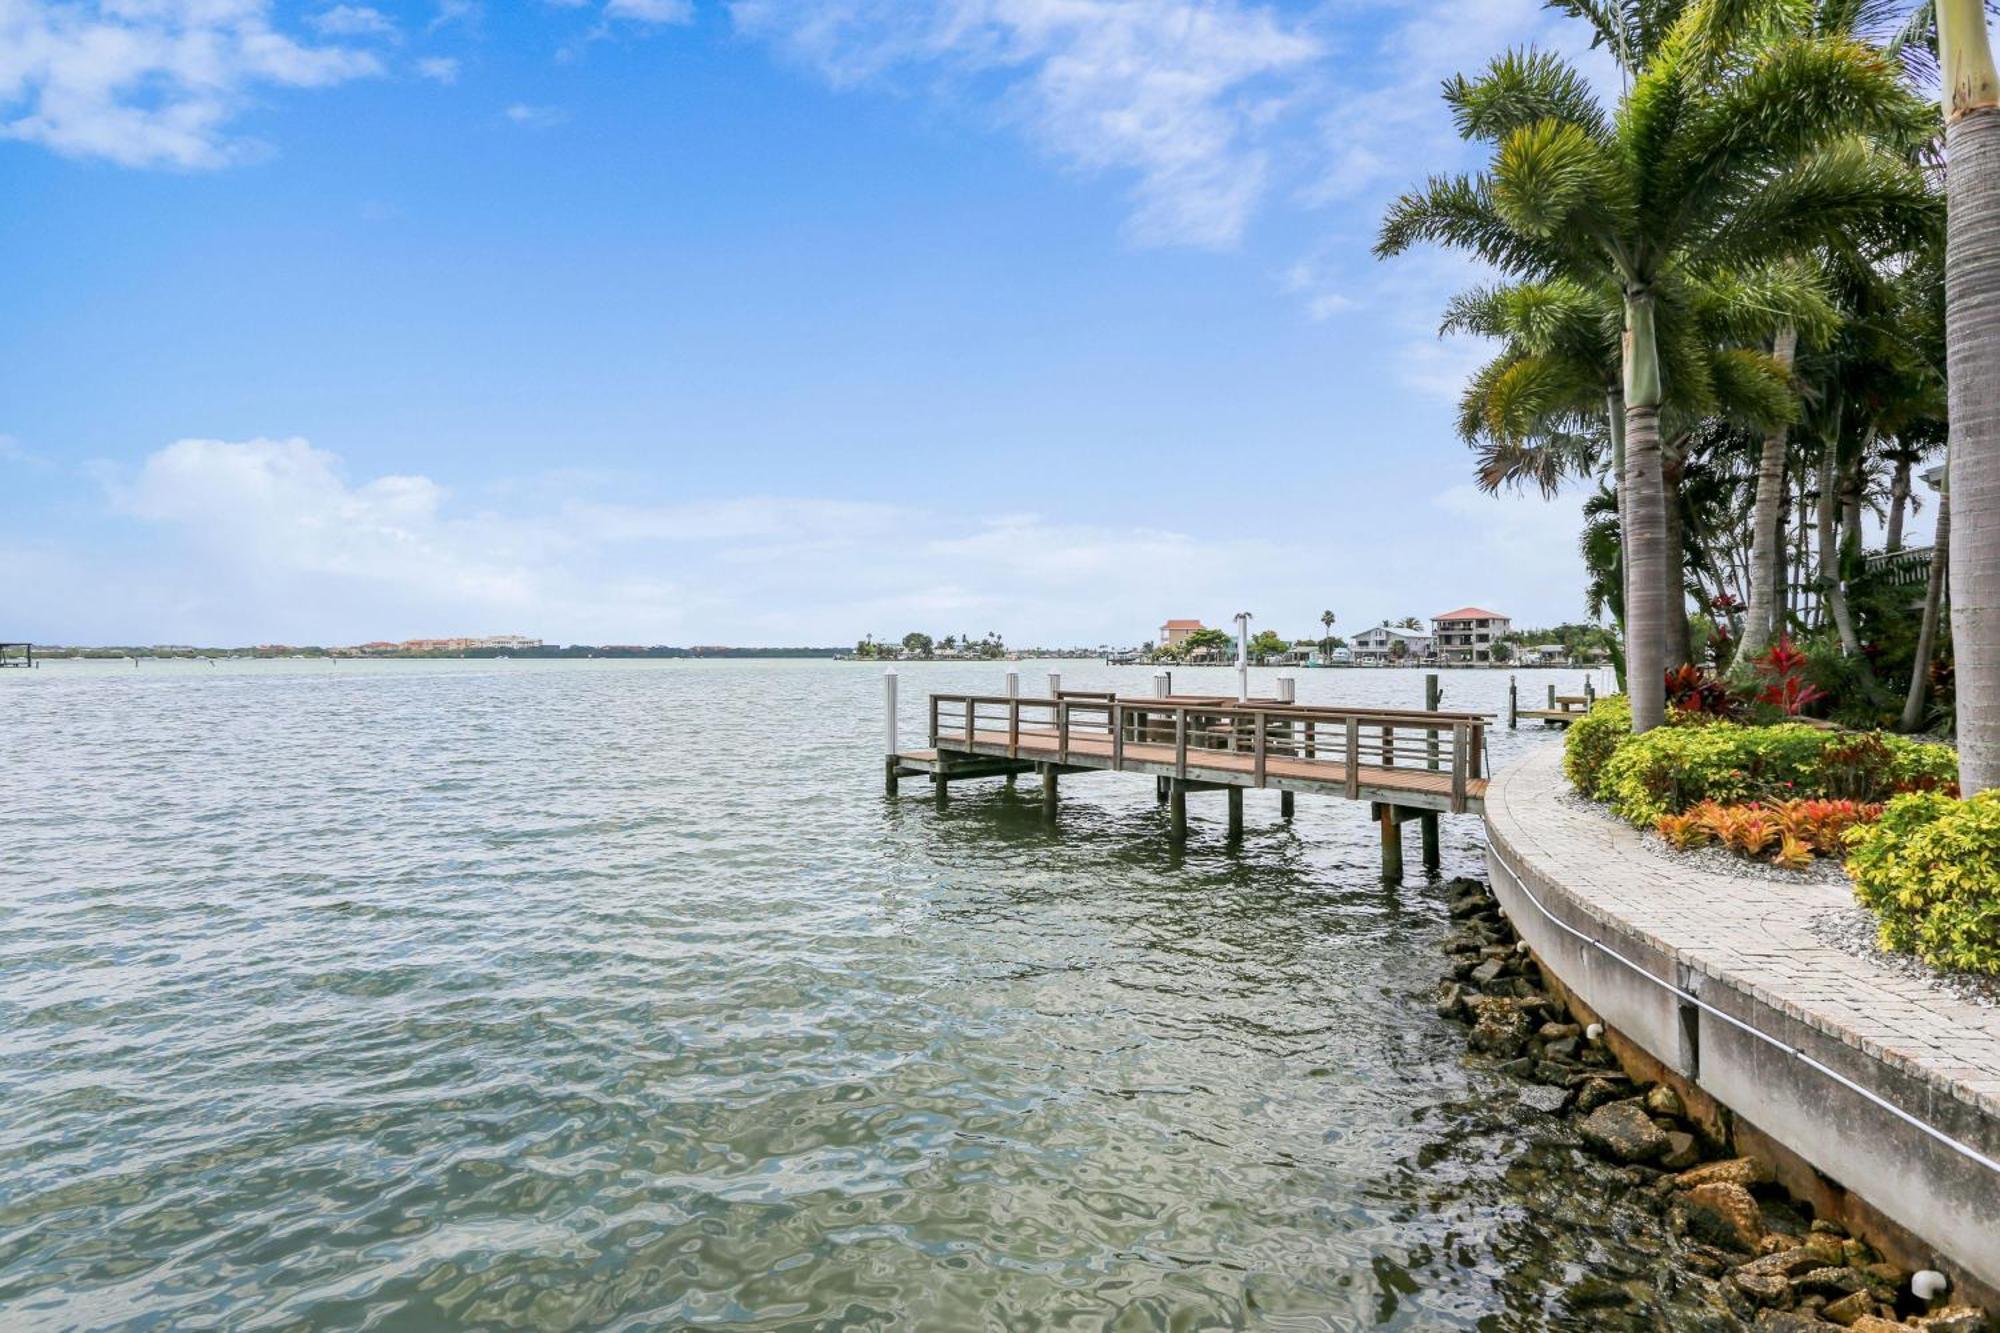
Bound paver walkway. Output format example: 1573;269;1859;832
1486;745;2000;1122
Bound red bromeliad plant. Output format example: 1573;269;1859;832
1664;664;1743;719
1750;637;1826;717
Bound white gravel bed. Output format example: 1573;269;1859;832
1806;907;2000;1010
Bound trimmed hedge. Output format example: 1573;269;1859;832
1599;721;1956;826
1562;696;1957;827
1847;792;2000;975
1563;695;1631;798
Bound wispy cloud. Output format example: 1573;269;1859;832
415;55;461;83
504;102;568;127
0;0;382;168
310;5;398;39
605;0;695;24
730;0;1320;250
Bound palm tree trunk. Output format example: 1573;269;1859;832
1943;0;2000;792
1886;452;1912;552
1818;444;1864;656
1623;292;1667;733
1740;327;1797;663
1607;386;1630;665
1902;484;1951;733
1662;445;1694;668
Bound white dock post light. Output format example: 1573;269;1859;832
1005;669;1019;698
1153;670;1170;697
1048;670;1062;697
1278;675;1296;704
1234;611;1252;703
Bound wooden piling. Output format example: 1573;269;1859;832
1226;786;1243;840
1420;813;1440;871
1156;775;1170;804
1507;674;1518;729
933;773;948;808
1168;780;1188;843
884;669;900;793
1041;763;1058;821
1380;806;1404;883
1280;790;1294;819
885;754;899;796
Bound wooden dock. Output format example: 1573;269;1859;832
882;677;1490;879
1506;677;1597;728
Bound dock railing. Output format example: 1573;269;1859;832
925;693;1489;813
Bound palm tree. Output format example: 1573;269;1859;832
1936;1;2000;788
1379;10;1934;731
1319;609;1337;660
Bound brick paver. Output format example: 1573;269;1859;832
1486;746;2000;1120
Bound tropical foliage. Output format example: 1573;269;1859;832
1847;790;2000;973
1377;0;1948;741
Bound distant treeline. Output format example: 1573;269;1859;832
37;645;850;660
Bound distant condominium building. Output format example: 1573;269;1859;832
1158;618;1205;649
1431;608;1511;663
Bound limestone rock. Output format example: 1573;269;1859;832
1804;1231;1848;1265
1573;1075;1631;1113
1917;1307;1990;1333
1848;1319;1909;1333
1756;1312;1831;1332
1675;1157;1770;1191
1741;1248;1832;1280
1469;1005;1531;1057
1793;1267;1868;1299
1820;1291;1874;1326
1680;1181;1763;1252
1579;1099;1669;1163
1731;1268;1792;1307
1516;1084;1571;1116
1644;1084;1684;1118
1660;1130;1701;1170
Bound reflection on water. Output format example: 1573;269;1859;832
0;659;1731;1330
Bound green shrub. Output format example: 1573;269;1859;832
1597;721;1957;827
1563;695;1630;798
1847;792;2000;975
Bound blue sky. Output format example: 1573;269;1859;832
0;0;1608;647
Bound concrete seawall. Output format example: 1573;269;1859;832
1483;746;2000;1296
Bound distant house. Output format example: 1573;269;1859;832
1432;608;1512;663
1159;618;1205;650
1532;643;1568;664
1350;624;1434;664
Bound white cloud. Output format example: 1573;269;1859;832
504;102;567;126
58;435;1419;644
0;0;382;168
730;0;1320;249
605;0;693;23
309;5;397;38
415;54;459;82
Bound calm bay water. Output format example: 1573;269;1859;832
1;657;1734;1332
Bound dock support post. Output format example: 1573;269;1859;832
1585;676;1596;706
1226;787;1243;841
1048;670;1062;698
1280;790;1294;820
1153;671;1171;698
1277;676;1296;703
1420;813;1440;871
1548;681;1557;710
1041;763;1058;822
1379;807;1404;884
1169;781;1187;844
933;774;948;809
1156;775;1169;804
1507;674;1518;729
884;669;900;794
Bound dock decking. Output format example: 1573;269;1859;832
884;684;1492;877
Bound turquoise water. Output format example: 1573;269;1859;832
2;659;1723;1331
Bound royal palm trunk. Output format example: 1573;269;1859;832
1942;0;2000;791
1903;482;1951;732
1740;327;1798;663
1623;291;1668;732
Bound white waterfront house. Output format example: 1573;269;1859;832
1431;608;1511;663
1350;624;1434;664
